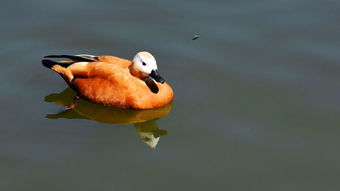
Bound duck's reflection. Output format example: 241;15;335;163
44;88;172;148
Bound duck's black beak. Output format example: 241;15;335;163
150;70;165;83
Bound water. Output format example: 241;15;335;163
1;0;340;190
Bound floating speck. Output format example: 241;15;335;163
192;34;199;40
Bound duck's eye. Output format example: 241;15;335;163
142;62;146;66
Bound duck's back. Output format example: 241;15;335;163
96;56;132;67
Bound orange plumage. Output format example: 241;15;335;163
42;52;174;109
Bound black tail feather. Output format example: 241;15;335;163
42;59;58;68
44;55;95;62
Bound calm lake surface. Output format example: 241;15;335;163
1;0;340;190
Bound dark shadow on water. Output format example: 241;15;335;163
44;87;172;148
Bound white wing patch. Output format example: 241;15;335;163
75;54;97;61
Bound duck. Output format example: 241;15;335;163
42;51;174;109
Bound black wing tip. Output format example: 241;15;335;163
43;54;95;62
44;55;63;58
42;59;57;68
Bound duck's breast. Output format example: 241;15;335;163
128;81;174;109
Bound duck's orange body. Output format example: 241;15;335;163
43;54;174;109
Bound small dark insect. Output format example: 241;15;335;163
192;34;199;40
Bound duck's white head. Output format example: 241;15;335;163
131;51;165;83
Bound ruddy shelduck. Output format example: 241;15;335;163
42;52;174;109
